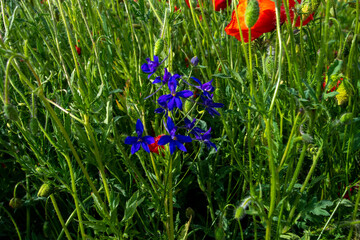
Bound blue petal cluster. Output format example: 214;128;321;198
158;117;192;155
125;119;155;154
125;56;224;155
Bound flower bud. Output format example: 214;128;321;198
29;117;39;134
9;197;22;209
234;196;251;220
265;56;274;78
245;0;260;28
215;227;225;240
154;38;164;56
38;183;54;198
43;221;50;238
190;56;199;66
340;112;353;124
4;104;19;121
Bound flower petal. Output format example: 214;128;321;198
177;90;193;98
131;142;141;154
141;63;150;73
168;78;178;93
168;97;176;111
176;141;187;152
136;119;144;137
167;117;175;132
141;142;150;153
175;97;183;110
176;135;192;143
158;135;172;145
143;136;155;145
169;141;176;155
153;77;162;84
191;77;202;86
125;136;138;145
158;94;172;104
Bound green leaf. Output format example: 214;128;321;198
327;59;343;78
212;73;232;79
309;200;333;216
121;191;145;223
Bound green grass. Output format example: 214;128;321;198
0;0;360;239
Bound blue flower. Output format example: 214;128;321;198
154;100;168;114
141;56;161;79
145;70;181;100
158;78;193;111
152;68;176;85
184;77;215;99
190;56;199;67
124;119;155;154
199;94;224;117
184;118;205;137
195;128;217;151
158;117;192;155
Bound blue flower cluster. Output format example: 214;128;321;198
125;55;224;155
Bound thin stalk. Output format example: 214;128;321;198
50;194;73;240
26;175;30;239
315;0;331;98
279;112;301;169
56;0;81;80
83;115;111;204
247;28;255;197
286;144;323;228
0;205;22;240
168;155;174;240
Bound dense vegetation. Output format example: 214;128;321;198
1;0;359;239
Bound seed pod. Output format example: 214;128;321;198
265;56;274;78
215;227;225;240
29;117;39;134
184;100;193;113
38;183;54;198
234;196;251;220
154;38;164;56
9;197;22;209
245;0;260;28
43;221;50;238
340;112;353;124
185;207;195;219
4;104;19;121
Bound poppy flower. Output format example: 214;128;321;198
148;135;165;155
213;0;232;11
75;45;81;56
225;0;286;42
225;0;313;42
287;0;314;27
185;0;199;9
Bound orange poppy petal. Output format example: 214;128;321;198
225;0;278;42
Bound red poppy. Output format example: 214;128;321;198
149;135;165;155
287;0;314;27
225;0;313;42
75;45;81;56
213;0;232;11
185;0;199;8
225;0;286;42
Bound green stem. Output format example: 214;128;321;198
50;194;73;240
0;205;22;240
168;155;174;240
84;115;111;204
